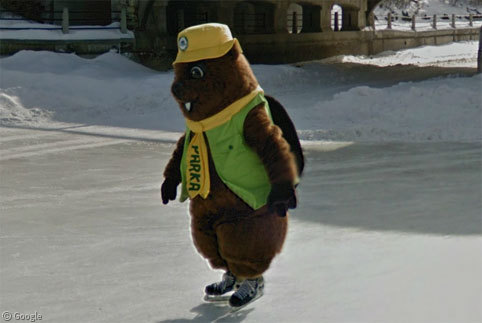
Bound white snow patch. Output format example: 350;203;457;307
0;92;51;124
296;75;482;142
323;41;480;67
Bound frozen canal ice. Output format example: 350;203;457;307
301;142;482;235
1;126;481;323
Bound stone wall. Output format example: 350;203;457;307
130;0;371;68
3;0;477;69
0;38;133;56
237;27;480;64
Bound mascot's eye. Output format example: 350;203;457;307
190;66;205;79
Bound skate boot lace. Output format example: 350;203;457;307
215;272;235;290
236;279;258;299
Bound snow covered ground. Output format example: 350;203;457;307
322;41;480;67
1;42;481;142
0;7;134;40
371;0;482;30
375;0;482;17
1;41;481;323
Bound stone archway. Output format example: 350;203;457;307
233;1;275;34
341;4;360;30
298;2;322;33
331;4;343;30
327;2;365;31
166;0;219;35
287;3;303;33
234;1;257;34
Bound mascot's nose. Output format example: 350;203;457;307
171;81;185;100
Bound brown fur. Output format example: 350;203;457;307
171;42;258;121
164;42;296;279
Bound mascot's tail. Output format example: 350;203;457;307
265;95;305;177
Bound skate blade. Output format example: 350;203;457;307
203;294;231;303
229;289;264;313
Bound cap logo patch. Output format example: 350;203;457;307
178;36;188;51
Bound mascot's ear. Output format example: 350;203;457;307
227;41;242;59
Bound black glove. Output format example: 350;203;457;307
161;178;179;205
267;182;297;217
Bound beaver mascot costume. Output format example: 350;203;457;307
161;23;304;308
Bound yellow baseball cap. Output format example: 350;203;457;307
173;23;242;65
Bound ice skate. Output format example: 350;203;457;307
229;276;264;309
203;271;239;302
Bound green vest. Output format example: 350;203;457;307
180;93;272;210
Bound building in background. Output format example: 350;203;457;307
0;0;114;25
1;0;479;69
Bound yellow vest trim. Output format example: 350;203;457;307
185;87;263;132
184;87;263;199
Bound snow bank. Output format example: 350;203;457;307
1;44;481;142
322;41;480;67
295;75;482;142
0;51;180;132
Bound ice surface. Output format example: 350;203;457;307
0;128;480;322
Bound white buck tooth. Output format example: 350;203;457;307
185;102;191;111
